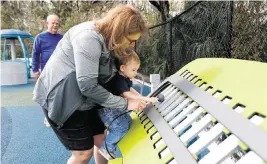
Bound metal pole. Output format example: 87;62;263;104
10;39;16;60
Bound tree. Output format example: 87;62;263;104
1;1;49;35
149;1;170;22
232;1;267;61
136;1;233;78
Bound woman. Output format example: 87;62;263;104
33;5;148;164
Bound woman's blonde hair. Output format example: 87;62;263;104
96;5;148;56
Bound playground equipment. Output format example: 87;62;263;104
111;58;267;164
0;29;34;85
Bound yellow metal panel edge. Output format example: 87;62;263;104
118;113;163;164
192;153;198;160
156;144;167;154
147;126;157;135
152;136;162;145
191;76;200;84
223;128;230;135
238;141;249;151
144;122;153;130
108;158;123;164
228;100;238;109
211;116;217;123
176;58;267;124
153;137;163;145
162;154;174;164
260;119;267;132
241;109;255;119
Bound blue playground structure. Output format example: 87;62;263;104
0;29;34;85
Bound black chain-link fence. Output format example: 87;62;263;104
136;1;267;80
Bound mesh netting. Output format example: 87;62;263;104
136;1;267;79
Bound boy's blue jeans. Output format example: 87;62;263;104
98;108;132;153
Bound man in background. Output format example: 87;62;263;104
32;14;63;127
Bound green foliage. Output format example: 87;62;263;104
137;24;171;79
1;1;49;36
137;1;231;78
232;1;267;61
0;1;119;36
1;1;266;79
138;1;267;78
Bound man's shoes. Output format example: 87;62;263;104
99;147;115;160
44;118;51;127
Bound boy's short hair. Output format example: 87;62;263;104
118;47;140;66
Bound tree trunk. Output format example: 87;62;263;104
149;1;170;22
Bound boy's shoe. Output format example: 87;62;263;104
99;147;115;160
44;118;51;127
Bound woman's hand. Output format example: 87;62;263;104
127;99;145;112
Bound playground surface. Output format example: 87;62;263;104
1;80;73;164
1;79;150;164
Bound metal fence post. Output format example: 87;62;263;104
150;74;160;92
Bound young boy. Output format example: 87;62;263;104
98;48;157;160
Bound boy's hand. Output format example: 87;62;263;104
145;97;158;103
149;97;158;103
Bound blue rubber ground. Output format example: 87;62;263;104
1;82;151;164
1;106;71;164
